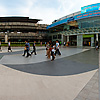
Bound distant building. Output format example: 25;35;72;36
0;16;49;43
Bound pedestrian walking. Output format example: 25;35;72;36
55;40;61;56
26;41;31;57
67;41;70;47
96;41;99;50
47;45;52;59
22;41;27;56
51;45;55;61
63;41;66;47
8;41;12;52
46;42;49;56
31;41;37;55
22;41;31;57
45;42;46;47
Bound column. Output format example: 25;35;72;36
61;34;63;45
63;35;66;42
52;35;53;41
67;35;69;42
77;35;83;47
5;34;8;43
91;37;94;47
96;33;98;41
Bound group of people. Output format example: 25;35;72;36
22;40;61;61
0;40;99;61
22;40;37;57
46;40;61;61
63;41;70;47
0;40;62;61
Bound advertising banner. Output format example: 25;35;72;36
81;3;100;13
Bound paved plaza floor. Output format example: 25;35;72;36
0;47;99;100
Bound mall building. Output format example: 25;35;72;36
47;3;100;47
0;17;48;43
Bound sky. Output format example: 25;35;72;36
0;0;99;24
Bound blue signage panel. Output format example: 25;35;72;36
47;10;100;29
81;3;100;13
47;17;74;29
67;17;74;23
47;18;68;29
75;10;100;20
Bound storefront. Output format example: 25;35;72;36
83;34;94;46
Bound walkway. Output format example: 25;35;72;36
0;47;99;100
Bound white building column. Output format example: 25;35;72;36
67;35;69;42
5;34;8;43
77;35;83;47
61;34;63;45
91;37;94;47
96;33;98;41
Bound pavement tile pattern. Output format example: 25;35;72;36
74;70;99;100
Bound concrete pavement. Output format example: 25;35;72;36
0;47;99;100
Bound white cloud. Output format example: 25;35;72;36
58;0;99;14
28;6;59;24
16;0;61;24
0;5;7;16
18;0;37;15
0;0;99;24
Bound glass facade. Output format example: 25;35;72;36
53;35;57;39
78;16;100;28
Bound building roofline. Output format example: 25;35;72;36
0;16;42;23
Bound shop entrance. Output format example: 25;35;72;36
83;34;94;46
83;38;91;46
69;35;77;46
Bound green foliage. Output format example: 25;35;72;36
1;42;45;47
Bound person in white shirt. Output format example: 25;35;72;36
63;41;66;47
51;45;55;61
55;40;61;56
8;41;12;52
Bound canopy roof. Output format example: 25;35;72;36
0;16;42;23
